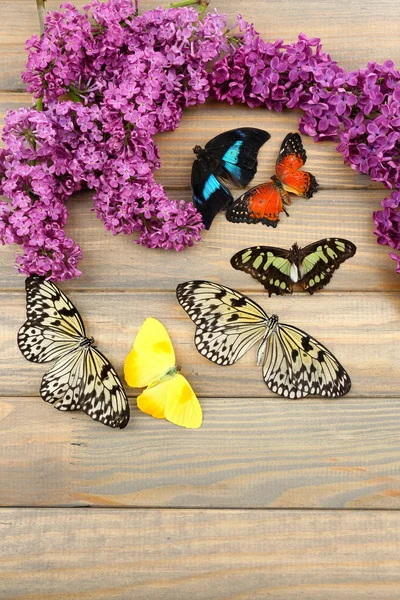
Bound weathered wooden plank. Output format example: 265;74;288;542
0;290;398;398
1;0;400;91
0;188;395;292
1;396;400;508
2;508;400;599
0;93;384;189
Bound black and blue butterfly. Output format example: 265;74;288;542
191;128;270;229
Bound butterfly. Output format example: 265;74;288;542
176;280;351;399
231;238;357;296
191;127;271;229
17;275;129;428
226;132;319;227
124;317;202;429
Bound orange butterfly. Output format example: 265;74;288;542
226;133;319;227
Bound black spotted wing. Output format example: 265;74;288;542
298;238;357;294
177;280;351;400
18;275;129;429
18;275;86;362
40;346;130;428
231;246;294;296
262;323;351;398
176;280;269;365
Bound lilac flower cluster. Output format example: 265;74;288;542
210;17;400;273
0;0;228;280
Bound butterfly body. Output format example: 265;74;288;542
191;128;270;229
124;317;202;428
231;238;357;296
176;280;351;399
226;133;318;227
18;275;130;429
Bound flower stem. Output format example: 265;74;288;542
36;0;47;35
169;0;202;7
198;0;209;19
36;97;43;111
67;89;82;103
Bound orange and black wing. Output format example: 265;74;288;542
275;133;319;199
226;181;286;227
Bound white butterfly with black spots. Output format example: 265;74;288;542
176;280;351;399
18;275;129;428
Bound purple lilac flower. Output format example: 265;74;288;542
1;0;230;280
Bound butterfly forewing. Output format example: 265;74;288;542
205;128;270;186
263;323;351;398
176;281;269;365
275;133;319;199
18;275;86;363
299;238;357;293
25;275;86;337
231;246;294;295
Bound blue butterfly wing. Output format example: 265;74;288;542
191;160;233;230
205;128;270;187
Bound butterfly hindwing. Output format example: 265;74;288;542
137;373;202;429
226;182;286;227
230;246;294;296
262;323;351;398
299;238;357;294
176;280;269;365
191;161;233;230
40;346;130;428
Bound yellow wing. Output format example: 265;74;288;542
124;317;175;388
137;374;202;429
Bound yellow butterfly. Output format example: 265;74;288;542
124;317;202;429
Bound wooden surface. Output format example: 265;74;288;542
0;0;400;598
2;509;400;600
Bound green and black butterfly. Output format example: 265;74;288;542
230;238;356;296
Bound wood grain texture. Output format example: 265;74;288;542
1;0;400;91
0;188;397;292
0;1;400;597
2;508;400;600
1;290;399;398
1;396;400;508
